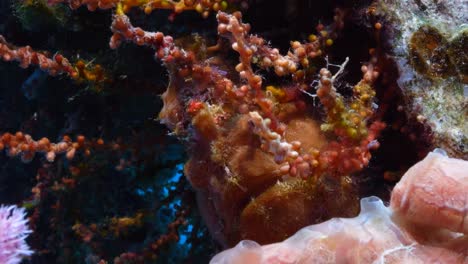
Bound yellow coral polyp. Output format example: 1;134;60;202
320;123;334;131
361;93;371;101
83;70;97;82
109;212;144;237
161;0;172;7
308;34;317;42
195;3;203;13
266;85;286;101
71;60;108;85
116;2;124;15
23;0;35;6
346;127;358;139
221;1;228;10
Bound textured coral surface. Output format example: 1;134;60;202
377;0;468;159
211;151;468;263
155;11;385;246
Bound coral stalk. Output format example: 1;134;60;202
0;36;108;84
0;132;89;163
48;0;229;15
216;11;344;77
110;13;192;65
315;58;385;175
0;35;76;77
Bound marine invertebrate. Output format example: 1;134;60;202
0;35;76;76
49;0;236;16
144;11;384;244
0;205;33;264
391;150;468;235
0;132;97;162
0;36;109;85
24;2;377;247
211;151;468;263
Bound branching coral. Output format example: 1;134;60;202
315;57;385;175
119;10;383;243
217;10;345;78
0;36;109;84
92;7;385;244
0;35;76;76
0;132;104;162
49;0;234;16
224;12;383;177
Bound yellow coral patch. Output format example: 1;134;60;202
266;85;286;100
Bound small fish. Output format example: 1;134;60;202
21;69;48;100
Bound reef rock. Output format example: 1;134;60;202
377;0;467;159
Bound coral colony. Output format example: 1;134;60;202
0;0;466;263
211;151;468;263
0;205;33;264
